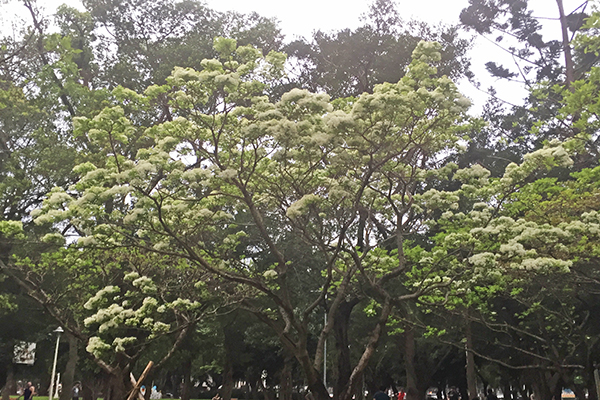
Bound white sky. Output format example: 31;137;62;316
0;0;588;114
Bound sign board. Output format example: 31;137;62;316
13;341;36;365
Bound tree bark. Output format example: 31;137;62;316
222;326;235;400
338;299;393;400
465;319;477;400
334;299;359;400
556;0;575;87
181;358;193;400
404;329;419;400
280;354;294;400
60;333;79;400
1;363;15;400
106;370;129;400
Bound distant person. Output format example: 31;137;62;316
72;383;81;400
486;390;498;400
23;382;35;400
398;388;406;400
374;386;391;400
448;388;460;400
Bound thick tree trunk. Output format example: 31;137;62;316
106;371;129;400
222;327;235;400
334;300;359;400
531;371;560;400
404;329;419;400
181;358;193;400
573;386;586;400
339;299;393;400
1;363;15;400
60;333;79;400
299;351;330;400
465;319;477;400
280;354;294;400
81;383;94;400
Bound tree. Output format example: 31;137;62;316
286;0;472;98
32;37;473;400
0;1;288;396
459;0;591;87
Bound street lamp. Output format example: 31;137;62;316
48;327;64;400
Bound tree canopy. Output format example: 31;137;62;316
1;1;600;400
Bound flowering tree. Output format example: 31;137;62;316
411;132;600;399
31;36;476;400
5;246;220;400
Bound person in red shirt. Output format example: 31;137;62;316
398;389;406;400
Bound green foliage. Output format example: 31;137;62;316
286;0;472;98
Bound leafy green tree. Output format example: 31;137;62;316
286;0;472;99
33;37;473;400
81;0;283;91
0;1;289;397
456;0;598;177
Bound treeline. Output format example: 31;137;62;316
0;1;599;400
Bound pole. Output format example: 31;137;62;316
49;327;63;400
127;361;154;400
323;308;327;390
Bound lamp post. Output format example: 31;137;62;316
48;327;64;400
323;294;327;393
323;308;327;389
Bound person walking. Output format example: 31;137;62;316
23;382;35;400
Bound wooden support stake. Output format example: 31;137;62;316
127;361;154;400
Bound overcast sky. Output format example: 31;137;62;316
0;0;587;114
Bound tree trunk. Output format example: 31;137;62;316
280;354;294;400
106;371;129;400
299;352;330;400
404;329;419;400
334;300;358;400
465;319;477;400
222;328;235;400
81;383;94;400
60;333;79;400
1;363;15;400
556;0;575;87
181;358;193;400
338;299;393;400
531;371;560;400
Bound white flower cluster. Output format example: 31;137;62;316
84;286;120;310
263;270;278;280
84;303;135;333
132;276;157;294
286;194;321;218
516;257;572;271
414;189;460;212
170;298;202;311
113;336;137;352
500;144;573;188
453;164;491;185
86;336;111;357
